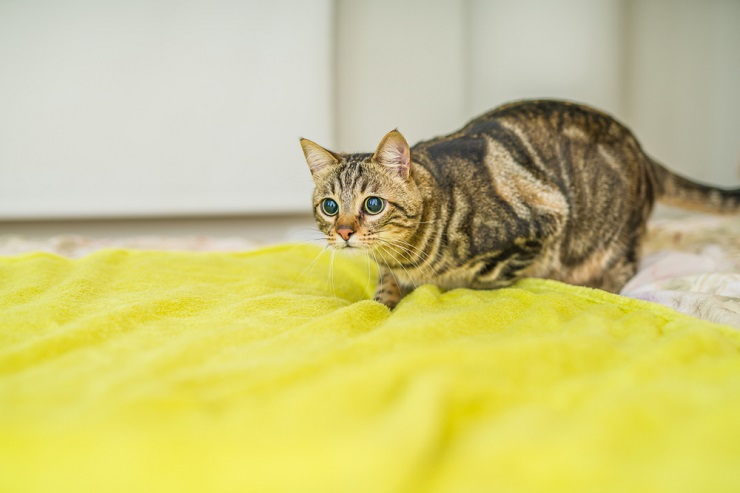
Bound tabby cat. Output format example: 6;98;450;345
300;100;739;308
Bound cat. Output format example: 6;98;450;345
300;99;739;309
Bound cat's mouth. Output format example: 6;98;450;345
332;242;365;250
330;237;372;250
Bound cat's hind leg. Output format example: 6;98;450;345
598;257;639;294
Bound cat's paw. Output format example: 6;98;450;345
373;269;401;309
373;296;398;310
373;293;399;310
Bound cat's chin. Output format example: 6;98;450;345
329;241;372;252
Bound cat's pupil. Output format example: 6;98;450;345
321;198;338;216
364;197;384;215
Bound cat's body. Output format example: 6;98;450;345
301;100;739;308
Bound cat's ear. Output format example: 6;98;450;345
300;138;339;176
373;130;411;179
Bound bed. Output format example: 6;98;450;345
1;213;738;492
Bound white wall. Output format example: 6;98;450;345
1;0;737;222
0;0;332;219
468;0;624;119
334;0;467;151
624;0;740;184
336;0;739;186
334;0;624;152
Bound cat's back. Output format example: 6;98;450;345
411;99;644;199
413;99;629;163
463;99;618;132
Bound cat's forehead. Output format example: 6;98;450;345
315;153;379;195
341;153;372;166
336;153;373;184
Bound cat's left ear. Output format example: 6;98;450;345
373;130;411;180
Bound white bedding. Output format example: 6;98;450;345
621;215;740;327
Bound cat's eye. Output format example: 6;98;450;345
320;198;339;216
364;196;385;215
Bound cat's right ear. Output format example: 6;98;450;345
300;138;339;176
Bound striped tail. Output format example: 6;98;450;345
650;159;740;214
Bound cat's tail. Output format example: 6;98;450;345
649;158;740;214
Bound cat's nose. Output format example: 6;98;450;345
337;226;354;241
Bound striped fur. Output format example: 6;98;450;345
301;100;740;308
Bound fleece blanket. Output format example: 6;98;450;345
1;245;740;493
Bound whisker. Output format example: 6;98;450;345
363;251;374;299
291;245;329;286
307;246;330;283
376;237;440;278
378;244;426;287
369;248;386;299
328;249;337;299
286;237;329;253
378;246;418;290
377;241;422;275
390;238;439;270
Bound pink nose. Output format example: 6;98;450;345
337;227;354;241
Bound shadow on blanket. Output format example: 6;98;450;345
1;245;739;493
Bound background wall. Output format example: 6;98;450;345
624;0;740;186
1;0;738;229
335;0;740;186
0;0;332;219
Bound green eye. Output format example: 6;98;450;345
321;198;339;216
364;196;385;215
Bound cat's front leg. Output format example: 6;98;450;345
373;268;402;309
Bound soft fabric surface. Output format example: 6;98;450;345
3;213;738;326
621;215;740;326
1;245;739;493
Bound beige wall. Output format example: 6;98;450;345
334;0;468;151
1;0;737;225
624;0;740;184
335;0;624;152
0;0;332;220
335;0;740;185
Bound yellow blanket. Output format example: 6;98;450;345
1;245;739;493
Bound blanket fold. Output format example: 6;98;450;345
1;245;739;493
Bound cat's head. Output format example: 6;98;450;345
300;130;423;251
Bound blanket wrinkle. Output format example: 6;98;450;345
1;244;740;493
